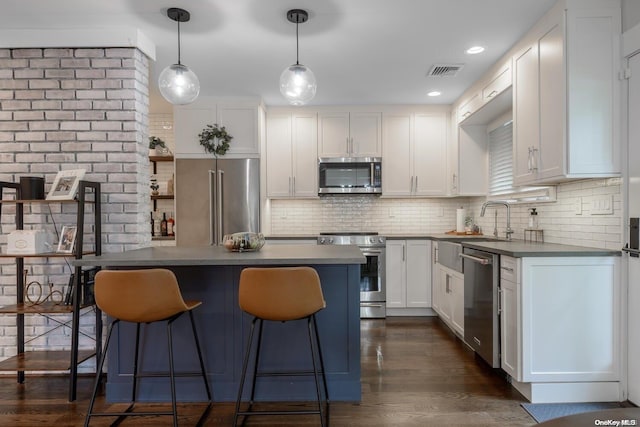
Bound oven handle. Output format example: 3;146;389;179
361;249;383;255
459;253;493;265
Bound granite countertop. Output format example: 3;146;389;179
72;244;366;267
461;240;621;257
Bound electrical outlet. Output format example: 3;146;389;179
574;197;582;215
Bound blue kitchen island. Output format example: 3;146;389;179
72;244;365;402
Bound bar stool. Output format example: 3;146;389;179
84;269;212;427
234;266;330;426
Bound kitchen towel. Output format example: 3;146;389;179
456;208;466;232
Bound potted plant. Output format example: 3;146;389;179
149;136;169;156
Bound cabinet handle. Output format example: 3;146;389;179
487;90;498;98
292;176;296;194
402;244;406;261
415;176;418;192
452;173;457;191
498;288;503;314
446;274;450;293
531;147;538;172
527;147;532;172
463;111;471;118
289;177;292;195
434;247;439;264
501;266;514;273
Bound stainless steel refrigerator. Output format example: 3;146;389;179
175;158;260;246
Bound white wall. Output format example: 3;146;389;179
623;0;640;32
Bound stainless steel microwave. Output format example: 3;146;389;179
318;157;382;194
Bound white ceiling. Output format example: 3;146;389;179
1;0;557;110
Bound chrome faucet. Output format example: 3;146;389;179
480;201;514;240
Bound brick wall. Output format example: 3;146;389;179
0;47;150;369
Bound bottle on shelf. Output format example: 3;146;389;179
160;212;168;237
528;208;539;229
150;212;155;237
167;212;175;237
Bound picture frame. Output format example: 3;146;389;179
57;225;78;254
46;169;86;200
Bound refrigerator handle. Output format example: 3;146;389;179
217;169;224;244
209;170;216;245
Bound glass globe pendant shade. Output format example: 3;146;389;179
158;63;200;105
279;64;317;106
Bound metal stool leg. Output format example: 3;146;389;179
188;311;212;401
249;318;264;405
312;314;330;425
167;318;179;427
308;316;326;427
234;316;258;426
84;319;118;427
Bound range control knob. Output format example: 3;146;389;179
369;237;376;244
329;238;334;244
319;238;325;244
378;237;384;244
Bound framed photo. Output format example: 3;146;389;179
57;225;78;254
46;169;86;200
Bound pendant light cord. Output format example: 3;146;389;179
295;16;300;65
177;13;182;65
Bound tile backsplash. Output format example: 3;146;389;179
269;178;622;250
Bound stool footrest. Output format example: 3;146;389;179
134;371;208;378
256;369;324;377
237;409;322;416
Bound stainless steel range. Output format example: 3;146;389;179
317;232;386;318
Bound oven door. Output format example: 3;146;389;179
359;247;386;318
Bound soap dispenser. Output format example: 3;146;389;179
528;208;538;229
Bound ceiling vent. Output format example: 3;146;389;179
427;64;464;77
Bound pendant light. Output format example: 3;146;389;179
158;7;200;105
280;9;317;106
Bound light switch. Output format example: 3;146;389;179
591;195;613;215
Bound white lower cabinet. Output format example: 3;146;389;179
435;264;463;336
500;256;520;380
386;240;431;311
500;255;621;403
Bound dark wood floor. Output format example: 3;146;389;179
0;317;535;426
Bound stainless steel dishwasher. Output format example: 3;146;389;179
460;247;500;368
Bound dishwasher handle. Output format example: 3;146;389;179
459;252;493;265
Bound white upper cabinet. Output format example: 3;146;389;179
265;111;318;199
382;109;448;197
174;97;261;158
318;111;381;158
513;0;621;186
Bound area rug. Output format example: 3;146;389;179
521;402;627;423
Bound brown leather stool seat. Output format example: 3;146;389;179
233;266;330;426
84;269;212;427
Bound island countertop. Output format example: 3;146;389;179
71;244;366;267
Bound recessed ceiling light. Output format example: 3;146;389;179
427;91;441;97
466;46;485;54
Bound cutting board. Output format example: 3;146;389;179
445;230;483;236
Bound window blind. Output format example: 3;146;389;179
488;121;513;195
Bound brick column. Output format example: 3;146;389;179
0;47;151;364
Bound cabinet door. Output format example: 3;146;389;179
292;113;318;198
350;112;382;157
438;267;452;323
448;110;460;195
500;278;520;380
413;113;447;196
217;105;259;156
513;44;539;185
537;21;565;181
318;112;349;157
386;240;406;308
265;113;293;198
406;240;431;308
382;113;412;196
450;271;464;336
174;106;215;156
458;92;481;123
